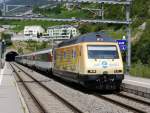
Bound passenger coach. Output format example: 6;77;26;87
15;49;53;72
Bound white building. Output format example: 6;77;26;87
64;3;74;10
24;26;45;37
0;27;5;33
47;25;80;40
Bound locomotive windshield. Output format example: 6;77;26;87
88;45;119;59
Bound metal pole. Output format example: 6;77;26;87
126;25;131;70
126;3;131;71
3;0;6;16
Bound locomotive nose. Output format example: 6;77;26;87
103;71;108;75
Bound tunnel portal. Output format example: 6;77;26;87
5;51;18;62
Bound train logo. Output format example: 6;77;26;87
101;61;108;68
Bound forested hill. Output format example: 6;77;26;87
125;0;150;77
131;0;150;64
131;0;150;27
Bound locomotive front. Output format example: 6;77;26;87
79;42;124;90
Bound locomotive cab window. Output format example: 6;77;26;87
88;45;119;59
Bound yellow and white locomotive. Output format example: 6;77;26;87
53;32;124;90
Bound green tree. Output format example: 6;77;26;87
17;47;23;54
1;33;12;46
0;10;2;16
132;21;150;64
32;5;40;13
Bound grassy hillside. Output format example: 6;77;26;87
129;0;150;78
33;4;92;19
12;40;51;54
0;19;72;33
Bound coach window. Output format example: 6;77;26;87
37;55;39;61
41;54;46;61
45;53;49;61
38;54;40;61
41;54;44;61
41;54;43;61
37;54;40;61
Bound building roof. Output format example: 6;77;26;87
24;26;44;29
57;32;115;47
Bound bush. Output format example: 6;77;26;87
79;23;106;34
25;40;50;52
1;33;12;46
17;47;24;54
130;61;150;78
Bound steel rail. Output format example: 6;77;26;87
94;93;147;113
13;63;83;113
116;92;150;106
10;63;47;113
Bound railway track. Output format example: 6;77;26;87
94;92;150;113
10;63;83;113
12;62;150;113
10;63;47;113
116;92;150;106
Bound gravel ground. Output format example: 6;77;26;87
12;64;74;113
15;63;133;113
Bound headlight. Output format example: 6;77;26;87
88;70;96;73
114;70;122;73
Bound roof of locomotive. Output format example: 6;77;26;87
57;32;115;47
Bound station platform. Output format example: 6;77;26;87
0;62;26;113
122;75;150;98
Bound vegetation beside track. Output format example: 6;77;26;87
130;61;150;78
11;40;50;54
